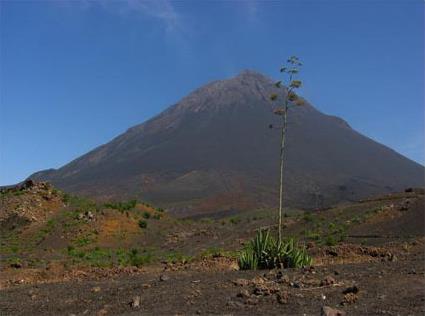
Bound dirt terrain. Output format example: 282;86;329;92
1;182;424;315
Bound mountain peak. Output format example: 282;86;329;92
29;70;425;216
234;69;272;83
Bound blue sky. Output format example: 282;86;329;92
0;0;423;185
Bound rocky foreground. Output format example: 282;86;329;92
1;238;424;315
1;183;424;315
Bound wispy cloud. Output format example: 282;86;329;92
242;0;259;22
121;0;182;33
57;0;183;34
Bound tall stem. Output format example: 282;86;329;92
278;104;288;244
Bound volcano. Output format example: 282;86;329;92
30;70;424;216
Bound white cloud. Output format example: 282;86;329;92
243;0;259;22
123;0;182;33
57;0;183;34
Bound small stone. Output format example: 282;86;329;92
130;296;141;308
321;306;346;316
159;274;170;282
236;289;250;299
276;291;289;304
227;300;244;308
342;293;358;305
254;285;269;296
277;274;290;284
96;309;108;316
251;276;265;285
321;276;336;286
245;297;259;305
91;286;101;293
233;278;250;286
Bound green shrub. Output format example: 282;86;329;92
62;193;71;204
166;252;193;264
324;235;338;246
201;247;224;258
138;220;147;229
303;213;314;222
229;216;241;225
153;214;162;220
127;249;152;267
142;211;151;219
104;200;137;213
238;230;312;270
200;217;214;224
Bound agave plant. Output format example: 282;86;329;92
238;230;312;270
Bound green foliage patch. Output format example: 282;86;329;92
103;200;137;213
67;246;153;267
238;230;312;270
138;219;148;229
165;252;193;264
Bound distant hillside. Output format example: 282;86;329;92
30;70;425;216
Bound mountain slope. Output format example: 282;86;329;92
30;70;424;215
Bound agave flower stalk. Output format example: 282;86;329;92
269;56;304;244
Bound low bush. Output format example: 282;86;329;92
126;248;152;267
142;211;151;219
165;252;193;264
201;247;224;258
104;200;137;213
238;230;312;270
67;247;153;268
229;216;241;225
138;220;147;229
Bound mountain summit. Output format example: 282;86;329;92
30;71;424;216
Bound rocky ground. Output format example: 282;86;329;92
0;183;424;315
0;241;424;315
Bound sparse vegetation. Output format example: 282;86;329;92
165;252;193;264
229;216;241;225
303;220;348;246
238;230;312;270
104;199;137;213
65;194;98;213
34;219;57;244
142;211;151;219
303;212;314;222
120;248;153;267
67;246;153;267
201;247;224;258
200;217;214;224
138;219;148;229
